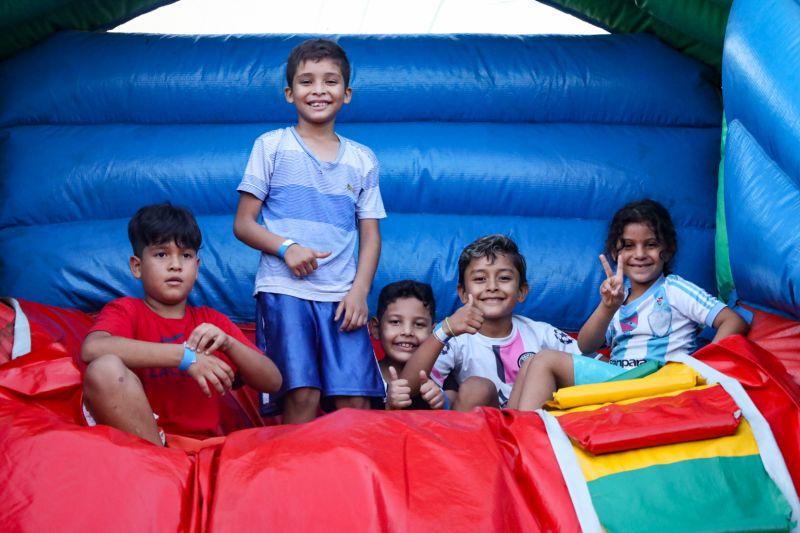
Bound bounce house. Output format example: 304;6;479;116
1;0;799;531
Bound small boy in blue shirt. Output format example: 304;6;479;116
234;39;385;424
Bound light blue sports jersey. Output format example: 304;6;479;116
606;274;725;367
238;127;386;301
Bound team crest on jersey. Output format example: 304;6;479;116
620;312;639;333
517;351;536;367
553;329;574;344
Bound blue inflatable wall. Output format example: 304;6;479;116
723;0;800;320
0;32;722;330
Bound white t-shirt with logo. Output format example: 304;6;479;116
607;274;725;367
431;315;580;407
237;127;386;301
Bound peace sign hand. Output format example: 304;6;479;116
598;254;625;310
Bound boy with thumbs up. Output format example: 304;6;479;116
368;280;449;410
401;235;581;409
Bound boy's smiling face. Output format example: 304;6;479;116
285;58;352;128
130;240;199;315
458;254;528;323
371;297;433;365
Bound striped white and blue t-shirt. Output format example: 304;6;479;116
606;274;725;367
237;127;386;301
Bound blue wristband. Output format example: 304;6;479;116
441;386;451;411
178;343;197;371
277;239;297;259
433;324;451;344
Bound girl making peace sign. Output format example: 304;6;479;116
507;199;749;411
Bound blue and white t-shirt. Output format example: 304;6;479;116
431;315;581;407
607;274;725;367
237;127;386;301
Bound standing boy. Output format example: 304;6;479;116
81;203;282;445
234;39;385;423
400;234;581;409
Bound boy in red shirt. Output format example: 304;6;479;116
81;203;282;445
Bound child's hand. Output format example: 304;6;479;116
187;323;230;355
419;370;445;410
599;254;625;310
446;294;484;336
186;353;235;397
283;245;332;278
386;366;412;409
335;288;368;331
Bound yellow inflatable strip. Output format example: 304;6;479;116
547;383;716;417
546;363;703;410
574;419;759;482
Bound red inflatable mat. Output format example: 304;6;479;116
694;335;800;495
745;306;800;387
557;385;741;454
206;408;580;533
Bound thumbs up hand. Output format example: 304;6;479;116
446;294;484;336
386;366;412;410
419;370;445;410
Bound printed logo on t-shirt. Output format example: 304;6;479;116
620;312;639;333
649;305;672;337
553;330;574;345
610;358;647;368
517;351;536;368
160;333;184;344
648;289;672;337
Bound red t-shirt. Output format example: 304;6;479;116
88;297;258;438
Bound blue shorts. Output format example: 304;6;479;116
256;292;383;400
572;354;626;385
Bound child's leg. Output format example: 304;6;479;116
332;396;370;410
506;356;533;409
452;376;499;411
257;293;326;425
512;349;575;411
282;387;322;424
315;301;383;412
83;354;162;446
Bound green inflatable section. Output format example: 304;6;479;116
541;0;731;68
716;118;734;303
0;0;174;61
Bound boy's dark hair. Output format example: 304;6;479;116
457;234;527;287
376;280;436;321
286;39;351;89
604;198;677;275
128;203;202;257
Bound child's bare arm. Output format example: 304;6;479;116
578;255;625;353
82;331;184;367
186;323;282;394
711;307;750;342
401;295;484;393
234;192;330;277
336;218;381;331
81;331;236;397
578;307;615;354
